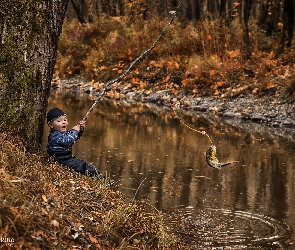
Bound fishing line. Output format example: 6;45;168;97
173;108;213;144
173;108;239;168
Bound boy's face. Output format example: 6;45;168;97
48;115;68;132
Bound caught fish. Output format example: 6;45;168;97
206;145;239;169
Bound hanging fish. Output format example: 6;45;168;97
206;145;239;169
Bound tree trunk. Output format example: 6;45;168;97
275;0;294;57
242;0;252;59
70;0;88;23
0;0;69;151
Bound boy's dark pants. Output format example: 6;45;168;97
54;155;104;178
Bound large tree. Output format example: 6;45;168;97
0;0;68;150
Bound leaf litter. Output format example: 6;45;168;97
0;132;182;249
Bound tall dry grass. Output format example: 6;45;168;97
0;132;182;249
55;14;295;101
57;14;277;79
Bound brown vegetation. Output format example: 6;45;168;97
0;132;182;249
56;15;295;104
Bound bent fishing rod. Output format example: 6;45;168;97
81;6;181;122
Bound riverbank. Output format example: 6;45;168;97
55;14;295;132
53;76;295;129
0;132;182;249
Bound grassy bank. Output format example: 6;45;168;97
0;132;182;249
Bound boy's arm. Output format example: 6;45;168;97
50;130;79;147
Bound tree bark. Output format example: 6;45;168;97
70;0;88;23
0;0;69;151
242;0;252;59
275;0;294;57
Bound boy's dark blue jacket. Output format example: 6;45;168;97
47;128;84;156
47;126;110;182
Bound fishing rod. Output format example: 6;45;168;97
81;5;182;122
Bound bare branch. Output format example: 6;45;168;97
82;4;182;122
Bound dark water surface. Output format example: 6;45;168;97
43;88;295;249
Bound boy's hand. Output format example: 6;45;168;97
72;125;80;132
79;121;86;129
72;121;85;132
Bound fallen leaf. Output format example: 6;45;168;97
89;235;98;243
181;79;189;87
171;88;178;95
42;194;48;202
163;75;171;83
146;89;152;95
107;90;115;98
10;206;18;214
50;220;59;227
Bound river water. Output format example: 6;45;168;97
43;87;295;249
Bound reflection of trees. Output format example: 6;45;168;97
46;90;295;229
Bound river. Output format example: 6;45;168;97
43;87;295;249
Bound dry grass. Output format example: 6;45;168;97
0;132;182;249
56;15;295;103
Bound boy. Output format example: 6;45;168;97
46;108;114;185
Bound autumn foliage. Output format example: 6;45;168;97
0;132;182;249
55;14;295;103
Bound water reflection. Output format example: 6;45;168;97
43;88;295;248
165;208;293;249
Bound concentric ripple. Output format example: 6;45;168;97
164;208;294;249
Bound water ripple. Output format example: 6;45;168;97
165;208;294;249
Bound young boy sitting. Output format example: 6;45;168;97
46;108;114;185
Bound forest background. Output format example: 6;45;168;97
56;0;295;103
1;1;295;248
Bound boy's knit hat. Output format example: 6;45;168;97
47;108;66;124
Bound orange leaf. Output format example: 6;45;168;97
266;82;274;89
163;75;171;83
107;90;115;98
146;89;153;95
171;88;178;95
209;70;216;76
89;235;98;243
10;206;18;214
167;61;174;71
131;77;140;83
127;48;132;55
207;34;212;41
139;81;147;89
181;79;189;87
217;81;224;87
